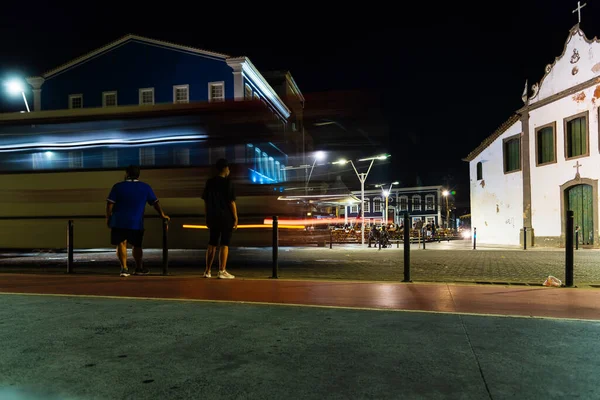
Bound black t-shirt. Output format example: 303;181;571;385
202;176;236;228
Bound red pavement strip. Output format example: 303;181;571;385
0;274;599;321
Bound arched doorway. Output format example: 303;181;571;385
566;184;594;245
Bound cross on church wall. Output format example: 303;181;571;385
574;161;582;177
573;1;587;24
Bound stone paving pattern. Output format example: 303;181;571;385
1;241;598;285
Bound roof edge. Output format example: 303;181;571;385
462;114;521;162
41;34;230;79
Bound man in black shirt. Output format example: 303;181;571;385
201;158;238;279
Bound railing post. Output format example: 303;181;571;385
565;211;574;287
162;218;169;276
330;229;333;249
575;226;579;250
271;216;279;279
523;226;527;250
473;227;477;250
66;220;74;274
422;227;426;250
403;212;411;282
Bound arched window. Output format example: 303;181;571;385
476;161;483;180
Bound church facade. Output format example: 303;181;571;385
465;23;600;247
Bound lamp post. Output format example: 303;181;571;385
442;190;450;229
305;151;326;195
333;154;390;245
6;80;30;112
375;181;400;225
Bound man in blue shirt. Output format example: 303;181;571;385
106;165;169;277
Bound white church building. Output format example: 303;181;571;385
465;19;600;247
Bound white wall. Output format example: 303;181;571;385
528;84;600;238
469;121;523;245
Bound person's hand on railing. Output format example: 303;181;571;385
233;218;238;231
161;214;170;222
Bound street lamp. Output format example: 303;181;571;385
5;80;30;112
442;190;450;229
305;151;326;195
333;154;390;245
375;181;400;225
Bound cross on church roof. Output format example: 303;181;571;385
573;1;587;24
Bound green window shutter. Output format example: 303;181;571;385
538;127;554;164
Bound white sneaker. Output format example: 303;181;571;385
203;271;211;278
120;270;130;277
218;270;235;279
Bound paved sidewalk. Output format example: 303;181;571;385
0;241;598;284
0;276;599;399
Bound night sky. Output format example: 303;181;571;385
1;1;598;212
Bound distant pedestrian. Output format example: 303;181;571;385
202;158;238;279
106;165;169;277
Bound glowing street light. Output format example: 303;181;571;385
375;181;400;225
442;190;451;229
305;151;326;195
333;154;391;245
5;79;30;112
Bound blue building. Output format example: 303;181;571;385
11;34;306;184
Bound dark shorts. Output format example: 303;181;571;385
111;228;144;247
208;226;233;247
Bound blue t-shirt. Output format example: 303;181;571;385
107;179;158;230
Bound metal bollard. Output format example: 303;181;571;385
162;219;169;275
565;211;574;287
473;227;477;250
66;220;74;274
271;216;279;279
523;226;527;250
403;212;411;282
330;229;333;249
575;226;579;250
422;227;426;250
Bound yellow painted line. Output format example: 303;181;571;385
0;291;597;322
183;224;305;230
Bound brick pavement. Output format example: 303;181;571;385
1;240;598;285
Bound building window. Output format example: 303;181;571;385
102;91;117;107
275;161;281;181
139;147;155;165
425;195;435;211
363;200;371;213
399;196;408;211
139;88;154;105
68;151;83;169
564;113;588;159
503;134;521;173
351;204;359;213
373;197;381;213
253;92;260;101
412;196;421;211
536;124;556;165
476;162;483;180
103;150;118;168
208;82;224;102
244;84;253;100
173;148;190;165
69;94;83;109
173;85;189;104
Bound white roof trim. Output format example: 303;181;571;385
40;34;230;79
286;73;305;104
227;57;291;119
